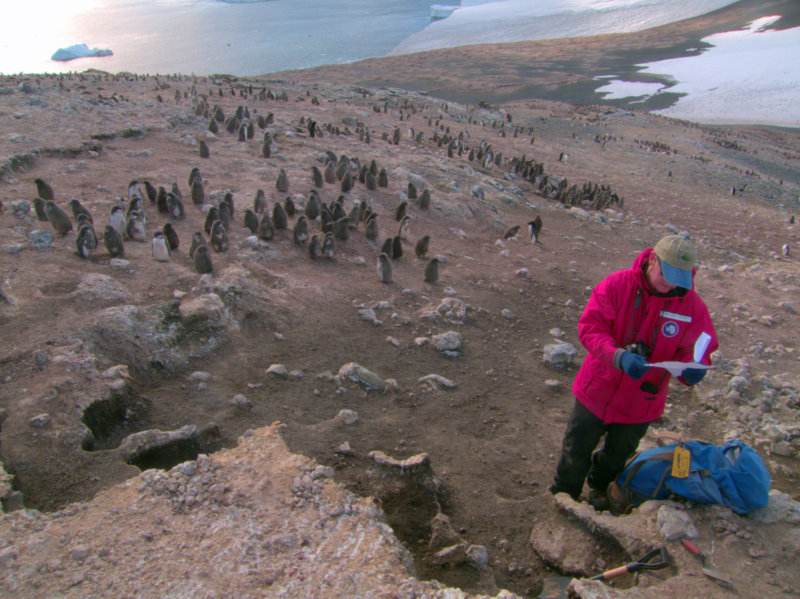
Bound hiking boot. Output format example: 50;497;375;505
549;483;580;501
588;488;610;512
607;482;632;515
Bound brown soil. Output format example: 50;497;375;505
1;4;800;597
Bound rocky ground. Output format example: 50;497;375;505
1;7;800;598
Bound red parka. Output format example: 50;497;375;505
572;248;718;423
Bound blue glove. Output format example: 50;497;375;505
682;368;706;385
619;351;650;380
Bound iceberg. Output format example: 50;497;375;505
430;4;459;20
51;43;113;62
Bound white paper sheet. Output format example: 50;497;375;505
647;361;714;377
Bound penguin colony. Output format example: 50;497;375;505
14;72;574;287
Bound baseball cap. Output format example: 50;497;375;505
654;235;696;290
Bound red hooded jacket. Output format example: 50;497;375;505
572;248;718;423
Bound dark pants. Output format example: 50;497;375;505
551;399;650;500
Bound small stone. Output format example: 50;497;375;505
466;544;490;569
30;413;51;428
386;336;400;347
189;371;212;382
230;394;253;409
32;349;49;371
432;331;462;352
71;545;91;561
414;337;430;346
28;230;54;249
335;409;359;425
418;374;457;389
266;364;289;379
501;308;514;320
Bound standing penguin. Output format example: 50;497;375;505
45;201;73;236
253;189;267;214
415;235;430;259
194;244;213;274
244;209;259;234
305;190;321;220
32;197;48;221
103;224;125;258
35;178;54;201
272;202;288;230
424;257;440;284
109;205;127;236
365;215;379;242
377;253;393;283
209;220;228;252
322;232;335;259
76;224;97;258
258;213;275;240
152;231;170;261
293;215;309;245
528;215;543;244
391;235;403;259
189;231;207;259
308;234;321;260
398;215;411;239
162;223;180;251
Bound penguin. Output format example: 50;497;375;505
156;186;169;213
333;217;349;241
324;162;336;184
305;190;321;220
103;224;125;258
783;243;790;257
276;169;289;193
365;171;377;191
365;215;379;242
378;168;389;187
126;211;147;242
152;231;170;262
167;192;185;220
340;171;353;193
424;257;440;284
377;253;393;284
191;179;205;204
503;225;520;239
391;235;403;259
253;189;267;214
348;200;362;226
528;215;543;244
258;213;275;240
44;201;73;236
308;234;321;260
330;200;347;222
204;207;219;235
244;209;259;234
144;180;158;203
284;196;296;217
127;196;144;220
189;166;203;187
76;213;93;230
162;223;179;251
218;202;232;230
209;220;228;252
322;232;335;259
194;244;213;274
189;231;207;259
380;237;393;256
311;166;323;188
32;197;48;221
398;215;411;239
199;140;210;158
76;224;97;258
395;201;407;221
272;202;288;230
35;178;54;201
419;188;431;210
69;199;93;224
415;235;430;258
221;192;234;217
293;215;309;245
407;182;417;200
320;208;333;233
109;205;127;236
128;180;145;203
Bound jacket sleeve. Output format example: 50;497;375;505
578;272;627;367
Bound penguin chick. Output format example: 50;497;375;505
322;232;335;259
308;234;320;260
424;257;440;284
189;231;207;259
44;201;73;236
415;235;430;259
103;224;125;258
194;244;213;274
209;220;228;252
377;253;393;283
398;215;411;239
162;223;179;251
528;215;543;244
76;224;97;259
293;215;309;245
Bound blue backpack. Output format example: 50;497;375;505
612;439;770;514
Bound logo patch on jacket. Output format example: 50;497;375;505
662;321;679;338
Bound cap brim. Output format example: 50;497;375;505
660;260;692;290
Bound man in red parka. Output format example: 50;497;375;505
550;234;718;510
